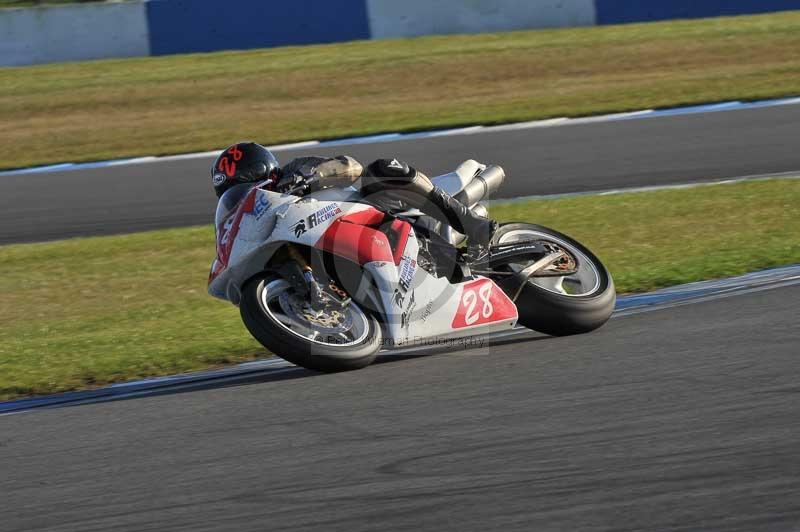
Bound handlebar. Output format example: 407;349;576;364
284;175;319;196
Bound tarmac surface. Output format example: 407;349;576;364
2;103;800;244
1;284;798;531
3;103;798;531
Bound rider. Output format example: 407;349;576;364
211;142;497;247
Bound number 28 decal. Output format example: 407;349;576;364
218;144;245;177
451;279;517;329
462;282;494;325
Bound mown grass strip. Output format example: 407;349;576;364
2;11;800;170
1;178;799;400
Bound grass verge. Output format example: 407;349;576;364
1;178;799;400
2;11;800;170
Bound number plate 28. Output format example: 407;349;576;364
451;279;518;329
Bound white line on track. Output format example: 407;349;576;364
3;96;799;177
487;171;800;203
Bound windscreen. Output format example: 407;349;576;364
214;183;253;228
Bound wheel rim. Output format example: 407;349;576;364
259;279;371;347
497;229;602;297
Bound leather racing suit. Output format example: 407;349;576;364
279;156;496;246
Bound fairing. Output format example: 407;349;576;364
208;160;517;345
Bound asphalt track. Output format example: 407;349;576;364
3;103;800;244
1;283;798;531
3;103;799;531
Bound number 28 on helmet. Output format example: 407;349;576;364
211;142;281;198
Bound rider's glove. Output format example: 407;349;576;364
276;171;305;193
277;172;322;195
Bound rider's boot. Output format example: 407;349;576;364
429;186;497;249
362;159;498;249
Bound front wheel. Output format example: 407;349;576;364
240;276;382;372
491;223;616;336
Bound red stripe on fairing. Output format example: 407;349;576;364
315;219;394;265
390;219;412;265
337;207;386;226
208;188;258;285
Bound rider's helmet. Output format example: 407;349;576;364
212;142;280;198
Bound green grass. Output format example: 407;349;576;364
1;179;799;400
2;11;800;170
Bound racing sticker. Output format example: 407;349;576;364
398;255;417;292
392;254;417;316
290;203;343;237
252;194;271;220
400;290;416;329
451;279;517;329
307;203;342;229
212;172;226;186
291;219;307;237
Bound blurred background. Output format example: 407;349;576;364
4;0;800;66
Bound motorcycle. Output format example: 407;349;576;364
208;160;615;372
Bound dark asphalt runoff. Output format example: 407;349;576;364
2;104;800;244
2;285;799;531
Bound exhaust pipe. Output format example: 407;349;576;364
471;202;489;219
454;165;505;206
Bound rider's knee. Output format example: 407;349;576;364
365;158;415;181
362;159;433;199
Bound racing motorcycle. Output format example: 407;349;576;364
208;160;615;372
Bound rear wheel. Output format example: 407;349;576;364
240;276;381;372
491;223;615;336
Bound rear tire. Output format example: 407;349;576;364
240;276;381;372
491;223;616;336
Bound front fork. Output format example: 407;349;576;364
286;244;325;306
279;244;349;310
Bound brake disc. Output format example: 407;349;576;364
278;291;354;334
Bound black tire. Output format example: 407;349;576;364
491;223;616;336
240;276;381;372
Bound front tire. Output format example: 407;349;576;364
491;223;616;336
240;276;381;372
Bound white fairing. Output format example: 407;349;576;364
208;161;517;347
208;187;374;303
366;227;517;344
